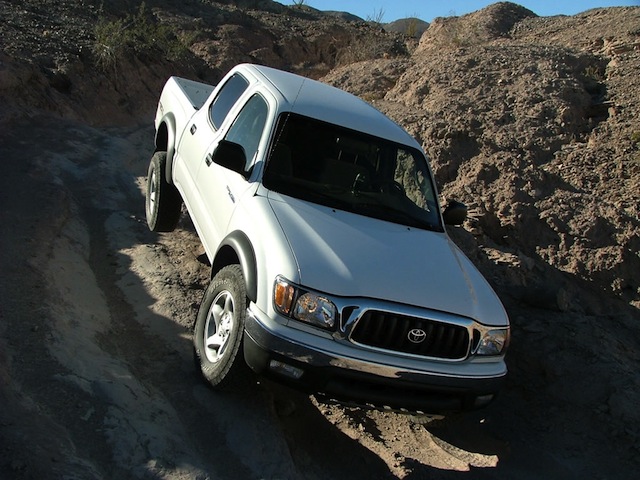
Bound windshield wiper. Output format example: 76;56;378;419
275;182;352;210
353;202;442;231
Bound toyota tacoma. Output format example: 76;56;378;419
145;63;510;415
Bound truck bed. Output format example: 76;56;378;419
172;77;215;110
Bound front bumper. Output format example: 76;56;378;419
243;305;506;414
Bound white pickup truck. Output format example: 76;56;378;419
145;63;509;415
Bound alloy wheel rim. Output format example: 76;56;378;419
148;168;158;216
203;290;235;363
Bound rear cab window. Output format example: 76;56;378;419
209;73;249;130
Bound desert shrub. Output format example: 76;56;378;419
406;18;418;37
337;31;407;65
93;2;187;72
584;65;605;82
366;8;386;24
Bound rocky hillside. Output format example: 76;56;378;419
324;3;640;316
2;0;637;314
0;0;405;125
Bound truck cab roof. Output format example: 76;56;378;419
234;63;421;149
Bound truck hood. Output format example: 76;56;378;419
268;195;507;326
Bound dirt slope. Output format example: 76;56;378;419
1;1;639;479
324;3;640;311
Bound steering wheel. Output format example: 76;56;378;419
375;179;405;195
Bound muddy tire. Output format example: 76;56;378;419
193;265;249;390
145;151;182;232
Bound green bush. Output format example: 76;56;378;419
93;2;187;72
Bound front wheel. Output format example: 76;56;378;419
193;265;249;389
145;151;182;232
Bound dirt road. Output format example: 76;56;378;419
1;117;637;479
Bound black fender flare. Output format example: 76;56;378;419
213;231;258;303
155;114;177;182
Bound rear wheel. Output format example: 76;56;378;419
193;265;249;389
145;151;182;232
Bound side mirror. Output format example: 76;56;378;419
442;200;467;226
212;140;247;177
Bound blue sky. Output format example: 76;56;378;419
278;1;639;22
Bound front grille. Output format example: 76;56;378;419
350;310;470;360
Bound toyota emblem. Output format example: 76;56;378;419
408;328;427;344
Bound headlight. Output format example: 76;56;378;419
476;328;510;356
274;277;337;330
293;292;337;328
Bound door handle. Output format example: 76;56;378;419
226;185;235;203
205;153;213;166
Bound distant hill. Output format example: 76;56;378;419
384;17;430;38
324;10;364;22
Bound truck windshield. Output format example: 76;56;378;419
263;113;443;232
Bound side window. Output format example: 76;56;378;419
225;94;269;170
209;73;249;130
